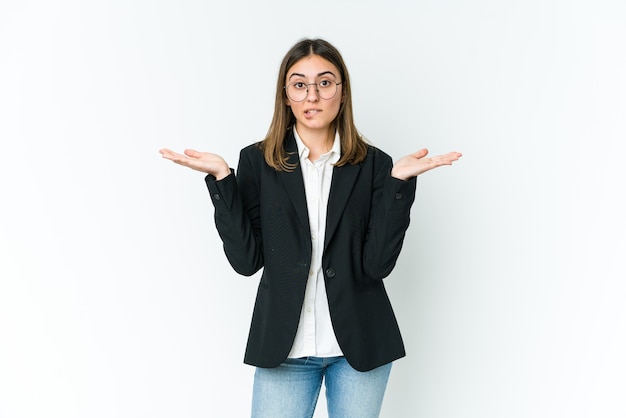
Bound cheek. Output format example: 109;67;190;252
330;98;342;114
288;101;302;113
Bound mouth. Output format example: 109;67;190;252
304;109;321;116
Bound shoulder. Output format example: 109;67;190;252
240;141;264;156
364;144;393;166
238;141;265;164
366;144;391;158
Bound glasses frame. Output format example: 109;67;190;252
284;80;343;102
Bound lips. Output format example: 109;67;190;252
304;109;321;116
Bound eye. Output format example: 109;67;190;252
319;80;333;88
293;82;306;89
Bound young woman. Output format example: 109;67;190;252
160;38;461;418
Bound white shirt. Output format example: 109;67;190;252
287;127;343;359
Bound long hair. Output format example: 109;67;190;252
260;38;368;171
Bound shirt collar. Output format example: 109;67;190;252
293;126;341;163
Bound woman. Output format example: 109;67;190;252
160;38;461;418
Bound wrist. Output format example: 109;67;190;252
214;168;231;181
391;167;409;181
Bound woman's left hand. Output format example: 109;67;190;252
391;149;462;180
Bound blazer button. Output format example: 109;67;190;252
395;192;403;200
213;194;221;200
325;268;336;278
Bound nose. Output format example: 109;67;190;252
305;83;320;101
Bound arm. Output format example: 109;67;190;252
206;148;264;276
159;147;264;276
361;153;417;280
362;148;462;280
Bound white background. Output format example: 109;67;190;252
1;0;625;417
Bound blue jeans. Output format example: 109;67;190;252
251;356;392;418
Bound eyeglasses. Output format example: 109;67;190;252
284;80;343;102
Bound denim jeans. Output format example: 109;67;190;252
251;356;392;418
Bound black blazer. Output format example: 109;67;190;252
205;131;417;372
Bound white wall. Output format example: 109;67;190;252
1;1;625;417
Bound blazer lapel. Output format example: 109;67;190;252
324;162;361;251
278;133;310;232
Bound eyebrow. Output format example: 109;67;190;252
288;70;337;80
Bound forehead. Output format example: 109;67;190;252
287;55;340;79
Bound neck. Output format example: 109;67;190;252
296;126;334;159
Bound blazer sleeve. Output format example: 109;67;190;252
204;146;264;276
361;150;417;280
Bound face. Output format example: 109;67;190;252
285;54;343;137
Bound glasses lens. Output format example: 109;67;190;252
318;80;337;100
286;83;307;102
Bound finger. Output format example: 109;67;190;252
443;151;462;160
411;148;429;159
159;148;177;158
445;152;462;163
159;148;180;160
434;152;462;164
184;149;202;158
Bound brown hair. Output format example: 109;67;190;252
260;38;368;171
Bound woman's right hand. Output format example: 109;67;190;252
159;148;231;180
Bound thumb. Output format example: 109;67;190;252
184;149;201;158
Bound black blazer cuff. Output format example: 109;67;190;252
205;170;236;210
